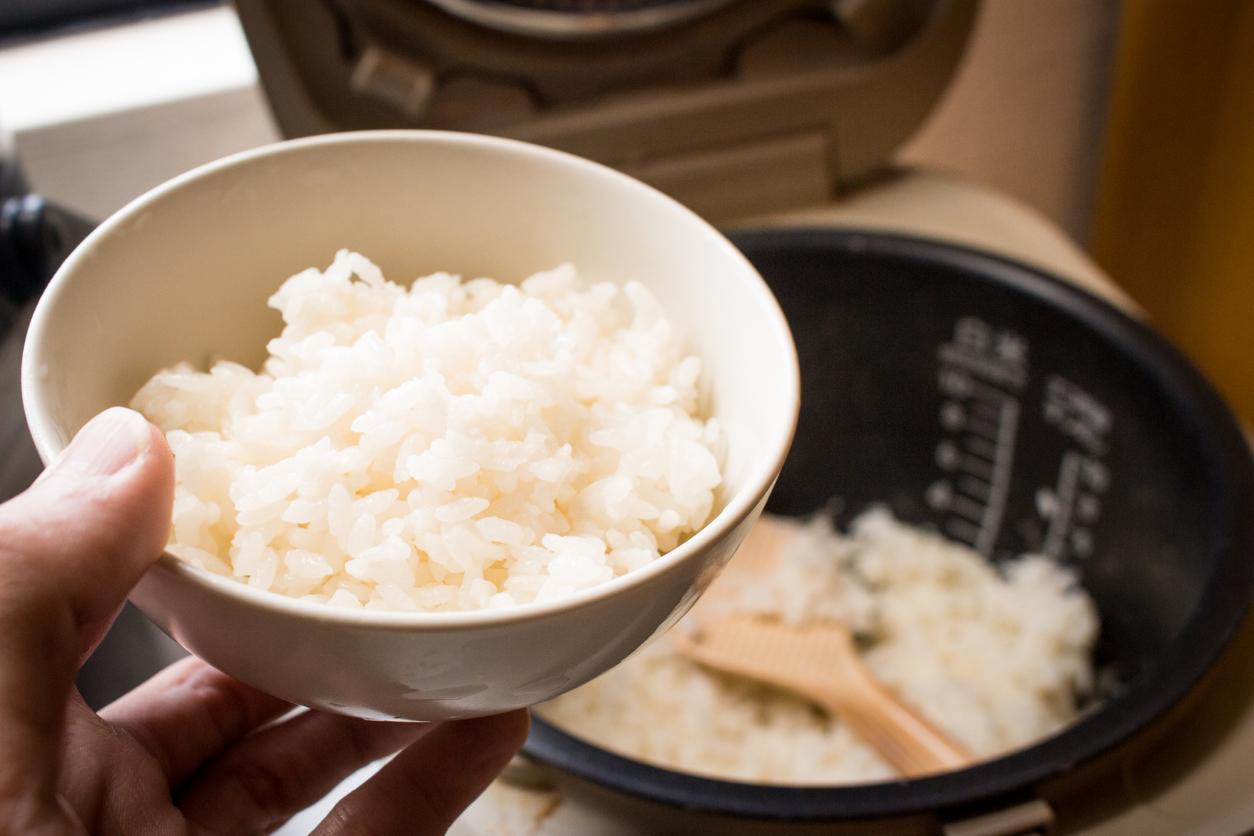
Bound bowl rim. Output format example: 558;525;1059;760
524;226;1254;821
20;129;801;630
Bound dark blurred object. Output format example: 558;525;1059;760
0;176;95;339
0;195;94;310
0;0;219;43
0;147;94;500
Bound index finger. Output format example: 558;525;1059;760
101;657;291;785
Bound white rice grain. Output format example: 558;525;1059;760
132;251;722;612
538;509;1099;784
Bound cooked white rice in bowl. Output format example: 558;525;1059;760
538;509;1100;784
131;250;724;612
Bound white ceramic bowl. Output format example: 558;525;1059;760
22;131;799;721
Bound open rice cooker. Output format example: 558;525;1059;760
17;1;1252;834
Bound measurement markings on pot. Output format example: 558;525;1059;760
1036;376;1112;560
931;317;1027;555
1041;451;1082;559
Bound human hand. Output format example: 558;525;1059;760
0;408;528;835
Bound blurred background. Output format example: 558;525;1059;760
1;0;1248;423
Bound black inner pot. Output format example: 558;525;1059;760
524;228;1254;821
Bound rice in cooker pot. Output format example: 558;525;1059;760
538;509;1099;783
131;250;723;612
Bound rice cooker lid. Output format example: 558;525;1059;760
231;0;976;216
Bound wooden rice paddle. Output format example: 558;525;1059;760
674;517;973;778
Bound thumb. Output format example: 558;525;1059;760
0;407;173;823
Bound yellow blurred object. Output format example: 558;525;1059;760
1093;1;1254;420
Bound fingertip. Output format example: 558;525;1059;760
310;709;531;836
446;710;531;770
143;415;174;478
480;709;531;760
134;417;175;527
53;407;153;479
82;412;174;576
445;709;531;791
